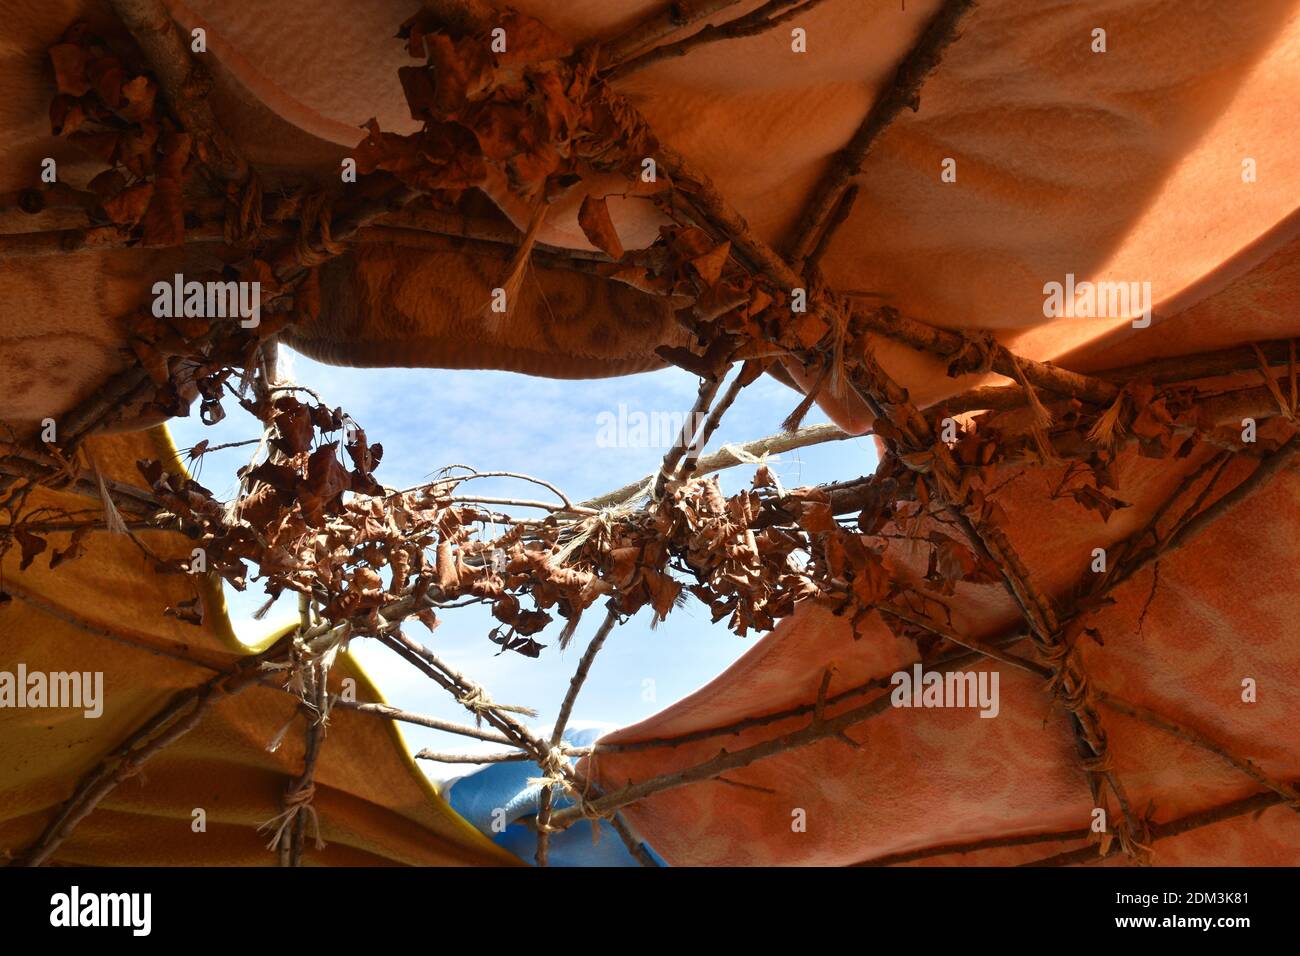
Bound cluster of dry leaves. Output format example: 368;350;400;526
356;8;835;383
47;23;319;425
358;9;655;213
12;8;1273;671
128;387;947;655
48;23;190;245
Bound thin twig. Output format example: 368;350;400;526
1022;782;1300;866
537;605;620;865
551;607;621;746
582;421;852;510
855;827;1093;866
653;374;723;498
108;0;249;183
1098;693;1300;809
336;701;514;745
597;0;746;69
17;643;287;866
785;0;976;266
678;365;750;479
610;0;834;80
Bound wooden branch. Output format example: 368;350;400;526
0;207;277;257
598;0;746;68
0;185;102;234
854;306;1121;405
0;184;99;217
17;644;285;866
849;344;1141;853
285;699;324;865
534;605;619;862
0;453;164;513
55;368;155;451
785;0;975;266
1154;431;1300;553
656;131;1118;430
803;183;858;272
580;640;1017;758
0;209;612;272
876;601;1048;677
1097;338;1300;386
551;607;620;743
378;632;597;807
424;469;583;512
969;429;1299;685
336;700;514;745
903;431;1300;853
679;365;750;479
610;0;834;80
450;494;598;515
656;142;804;285
609;812;660;866
855;826;1092;866
36;184;415;445
582;421;852;510
373;630;675;866
653;373;723;497
548;685;893;827
415;749;531;763
1104;430;1300;594
108;0;249;183
1099;693;1300;809
1023;781;1300;866
1;518;155;533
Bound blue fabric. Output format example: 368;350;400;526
442;728;667;867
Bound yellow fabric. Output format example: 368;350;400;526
0;426;517;866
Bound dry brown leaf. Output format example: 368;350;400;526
48;44;90;96
688;241;731;287
140;131;191;247
100;182;154;226
577;194;624;259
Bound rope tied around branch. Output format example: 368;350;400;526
293;190;345;267
554;507;619;567
1113;813;1154;863
1035;636;1106;743
258;780;325;852
1079;751;1114;780
457;686;538;726
223;170;264;245
945;329;999;378
527;745;572;792
719;442;785;495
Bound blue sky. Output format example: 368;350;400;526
168;349;877;781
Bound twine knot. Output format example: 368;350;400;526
293;191;344;267
945;330;999;378
526;746;571;790
258;781;325;852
